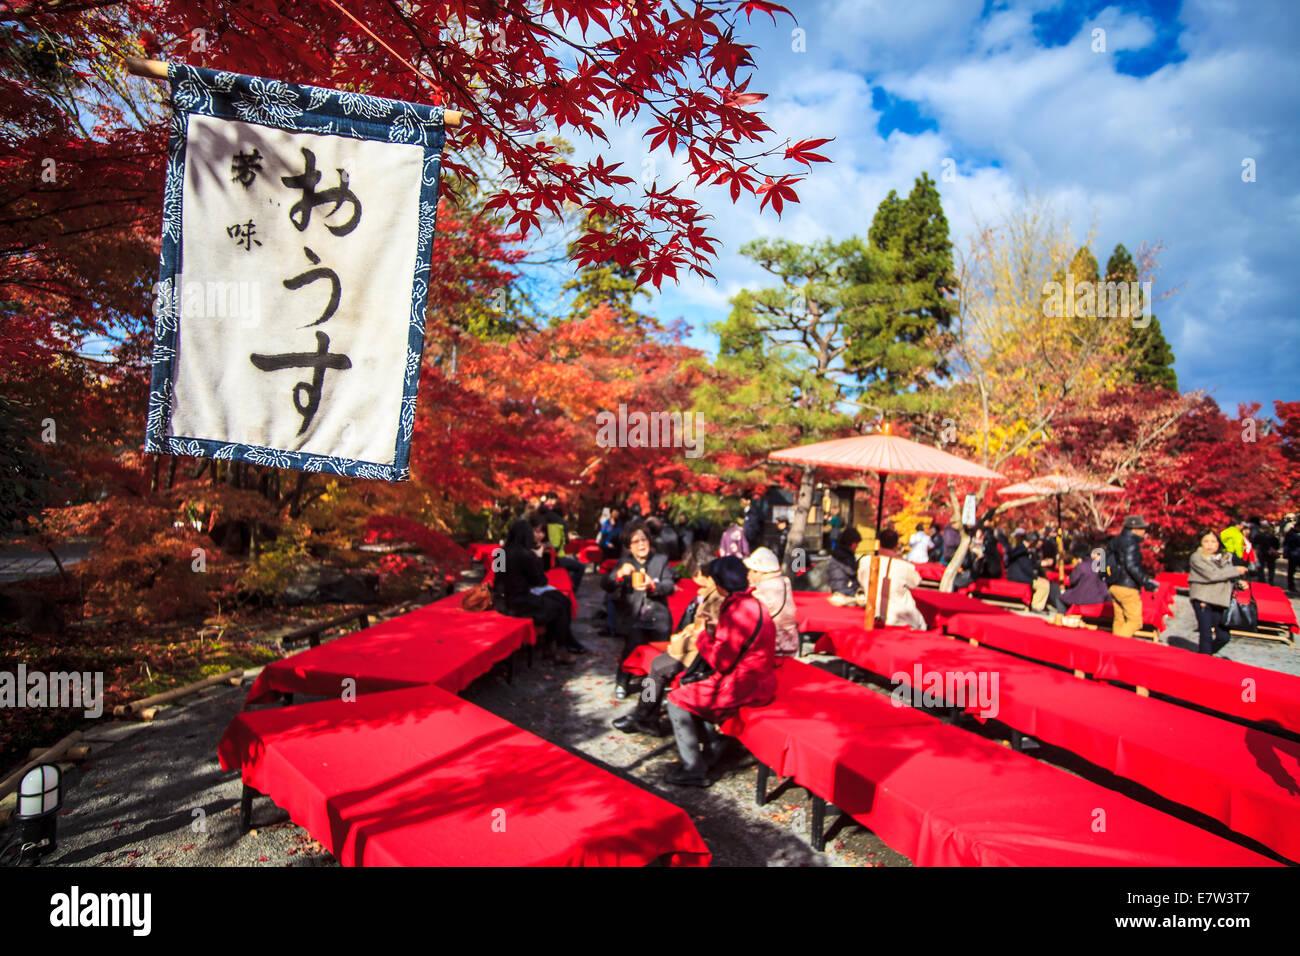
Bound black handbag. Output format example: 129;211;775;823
1223;585;1258;631
679;600;766;685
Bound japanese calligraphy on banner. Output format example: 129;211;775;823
144;63;446;481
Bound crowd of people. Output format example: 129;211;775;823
487;491;1300;787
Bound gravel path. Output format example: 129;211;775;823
14;570;1299;867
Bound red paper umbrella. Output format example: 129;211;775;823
768;428;1003;533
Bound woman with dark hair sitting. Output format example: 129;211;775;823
494;518;576;665
662;555;776;787
601;518;676;698
526;514;586;653
612;541;719;736
1006;531;1066;613
826;527;862;597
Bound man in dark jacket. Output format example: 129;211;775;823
743;492;767;551
940;524;962;564
1106;515;1158;638
1252;520;1279;586
1285;520;1300;592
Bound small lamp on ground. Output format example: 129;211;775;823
15;763;63;862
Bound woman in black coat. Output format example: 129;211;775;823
494;519;576;665
826;528;862;596
601;518;676;698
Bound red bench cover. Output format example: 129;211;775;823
914;562;946;581
244;596;535;705
219;685;711;866
1067;580;1176;632
719;661;1276;866
944;612;1300;734
816;627;1300;862
910;589;1014;630
968;578;1033;605
792;592;873;633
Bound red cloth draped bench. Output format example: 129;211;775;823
1248;583;1300;635
1068;580;1176;633
914;562;947;583
621;641;670;677
467;542;501;565
814;626;1300;863
945;612;1300;733
967;578;1033;606
910;589;1014;630
219;685;711;866
244;596;536;706
1156;575;1296;636
718;660;1276;866
792;592;873;633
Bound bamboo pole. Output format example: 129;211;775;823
112;668;244;719
863;540;880;631
124;57;463;127
0;731;82;801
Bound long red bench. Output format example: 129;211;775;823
792;592;874;633
219;685;710;866
244;595;536;706
1156;574;1296;636
814;626;1300;862
945;612;1300;734
967;577;1033;606
910;589;1014;630
718;660;1276;866
1067;579;1176;634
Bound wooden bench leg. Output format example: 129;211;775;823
240;783;257;832
755;764;771;807
811;795;827;851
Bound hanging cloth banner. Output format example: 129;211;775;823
144;63;446;480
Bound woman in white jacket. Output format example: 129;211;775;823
857;528;927;630
743;547;800;657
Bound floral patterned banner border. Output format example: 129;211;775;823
143;63;446;482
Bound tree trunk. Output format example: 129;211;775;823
784;464;817;571
939;486;969;593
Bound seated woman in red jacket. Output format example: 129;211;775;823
663;555;776;787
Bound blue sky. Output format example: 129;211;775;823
527;0;1299;415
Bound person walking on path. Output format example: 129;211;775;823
1189;529;1249;655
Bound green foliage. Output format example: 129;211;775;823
0;395;58;530
237;528;309;598
1106;243;1178;391
562;212;651;320
866;171;959;389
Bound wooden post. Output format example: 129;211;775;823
124;57;463;126
0;731;82;801
863;539;880;631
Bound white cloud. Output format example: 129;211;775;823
616;0;1300;412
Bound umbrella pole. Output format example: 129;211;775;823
875;473;886;537
1056;495;1062;527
